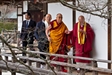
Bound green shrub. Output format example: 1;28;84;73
0;22;17;33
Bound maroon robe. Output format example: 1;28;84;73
72;22;95;63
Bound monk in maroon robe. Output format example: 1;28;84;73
72;15;95;63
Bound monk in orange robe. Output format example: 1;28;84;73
46;13;71;72
71;15;95;66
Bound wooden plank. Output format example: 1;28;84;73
0;60;68;75
12;55;16;75
25;51;112;64
1;53;112;74
92;61;98;75
2;48;112;64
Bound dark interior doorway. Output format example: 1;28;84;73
28;2;44;23
28;10;43;22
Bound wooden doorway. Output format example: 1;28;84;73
28;2;46;23
28;10;43;22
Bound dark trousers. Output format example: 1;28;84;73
38;42;46;59
38;41;49;59
22;40;33;56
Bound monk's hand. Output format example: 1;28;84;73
65;30;70;34
79;29;83;32
79;29;86;34
83;31;86;34
48;36;51;41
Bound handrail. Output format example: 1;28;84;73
0;48;112;75
0;53;112;73
0;60;68;75
2;47;112;64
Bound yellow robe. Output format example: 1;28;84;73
49;20;67;54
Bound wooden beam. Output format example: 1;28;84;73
0;0;23;4
17;14;23;16
38;0;73;3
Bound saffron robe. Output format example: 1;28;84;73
49;20;68;54
72;22;95;63
49;20;72;62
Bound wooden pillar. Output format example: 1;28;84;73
67;58;72;74
11;70;16;75
36;61;40;68
92;61;98;75
73;0;76;26
56;65;60;71
46;55;50;69
0;48;2;60
73;0;76;65
17;31;20;47
79;69;85;75
28;59;32;66
1;29;4;47
28;52;32;66
108;0;111;69
17;1;23;32
0;48;2;75
11;51;16;75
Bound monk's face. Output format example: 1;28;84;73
78;16;85;24
56;14;63;24
45;14;52;23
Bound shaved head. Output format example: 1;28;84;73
56;13;63;18
78;15;85;20
46;14;51;18
78;15;85;23
45;14;52;23
56;13;63;24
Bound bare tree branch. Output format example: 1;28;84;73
0;36;36;75
59;0;110;19
0;35;57;75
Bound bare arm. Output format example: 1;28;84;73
46;25;52;41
